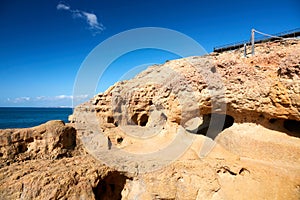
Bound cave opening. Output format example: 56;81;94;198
131;113;138;125
284;119;300;137
196;114;234;136
130;113;149;126
139;114;149;126
93;171;127;200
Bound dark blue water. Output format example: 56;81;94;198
0;107;73;129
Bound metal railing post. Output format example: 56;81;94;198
251;29;255;55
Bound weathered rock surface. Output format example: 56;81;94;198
0;120;77;166
0;121;130;200
1;40;300;199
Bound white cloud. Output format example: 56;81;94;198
72;11;83;18
54;95;73;100
57;3;104;34
56;3;70;10
75;94;89;99
9;97;31;103
53;95;89;100
23;97;30;101
7;95;90;103
36;96;46;100
5;94;91;107
82;12;104;31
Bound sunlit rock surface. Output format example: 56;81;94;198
1;40;300;199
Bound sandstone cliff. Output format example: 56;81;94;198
1;40;300;199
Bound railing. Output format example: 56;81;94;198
213;28;300;53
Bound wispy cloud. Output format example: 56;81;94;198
56;3;70;10
54;95;73;100
9;97;31;103
56;2;105;35
6;95;90;107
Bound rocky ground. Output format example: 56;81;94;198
0;40;300;199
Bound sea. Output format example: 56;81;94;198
0;107;73;129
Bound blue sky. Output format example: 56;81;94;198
0;0;299;107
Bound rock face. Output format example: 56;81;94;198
73;40;300;128
1;40;300;199
0;121;130;200
0;120;76;165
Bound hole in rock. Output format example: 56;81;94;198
25;137;34;143
0;152;3;157
93;171;127;200
139;114;149;126
117;137;123;144
284;120;300;135
269;118;277;124
131;113;149;126
114;122;119;127
131;113;139;125
211;66;216;73
17;143;28;153
107;116;114;124
197;114;234;136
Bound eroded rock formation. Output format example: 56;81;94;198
1;40;300;199
0;120;76;165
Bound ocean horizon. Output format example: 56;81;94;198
0;107;73;129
